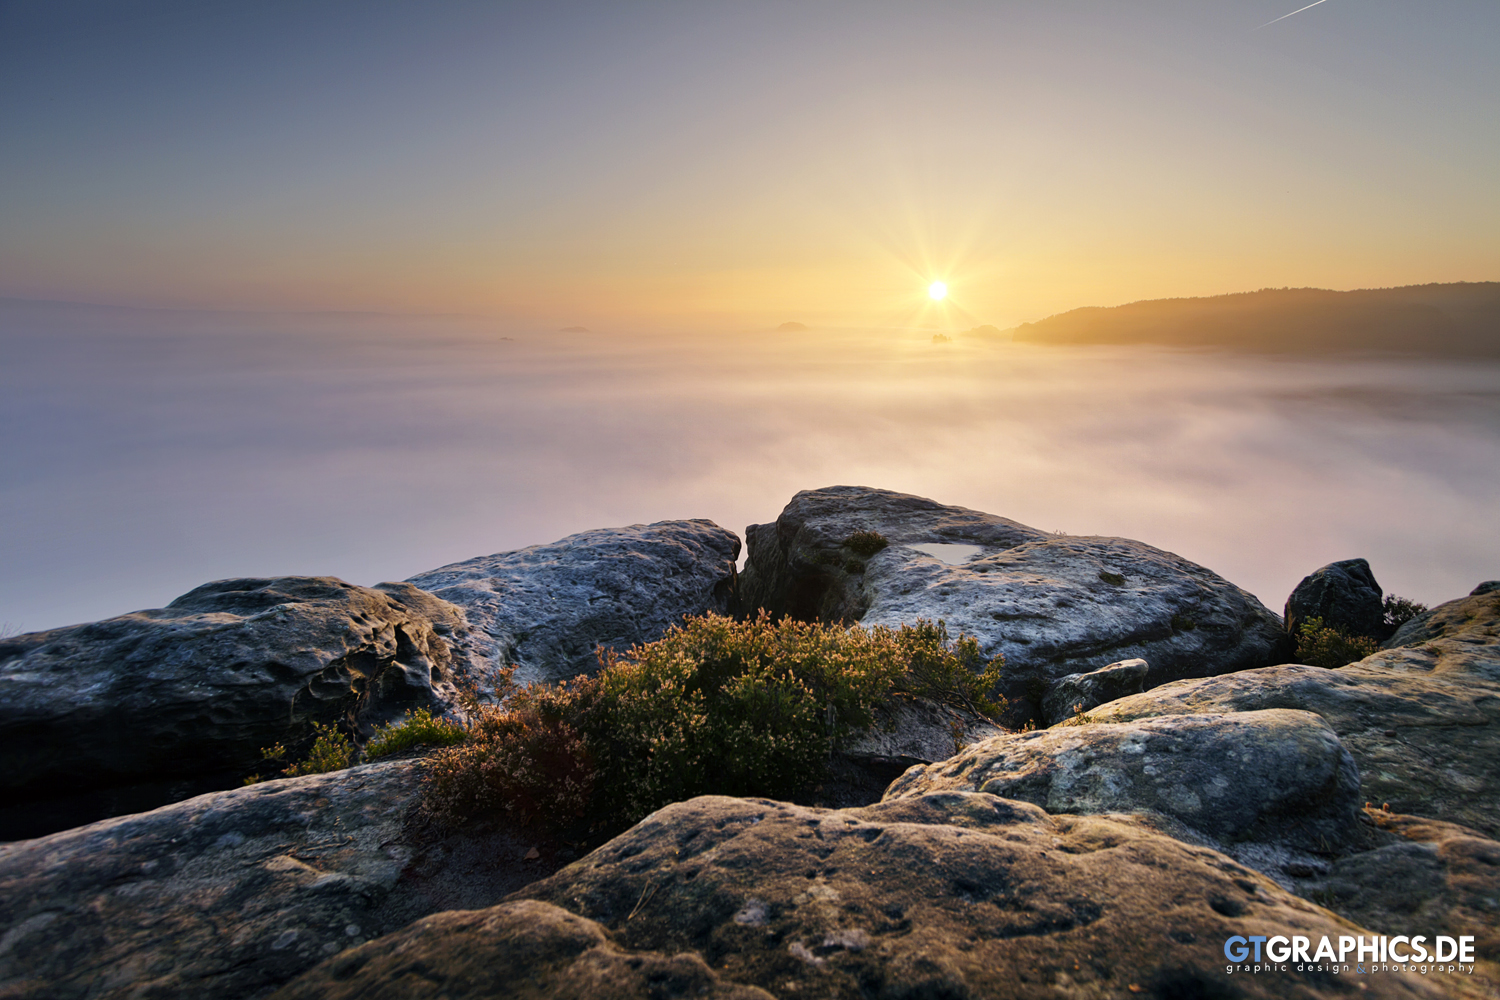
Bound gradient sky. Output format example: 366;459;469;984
3;0;1498;329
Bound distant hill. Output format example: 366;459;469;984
1009;282;1500;356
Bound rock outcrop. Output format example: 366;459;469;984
1041;657;1150;723
737;487;1292;722
1087;589;1500;839
408;520;741;687
0;577;481;840
884;710;1361;851
277;793;1460;999
0;759;561;1000
1318;811;1500;984
1285;557;1389;639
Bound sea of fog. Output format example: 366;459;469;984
4;300;1499;635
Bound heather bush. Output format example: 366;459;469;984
422;612;1004;835
1295;615;1380;668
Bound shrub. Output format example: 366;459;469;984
365;707;468;761
1098;571;1125;586
422;612;1004;836
425;680;596;828
1295;616;1380;668
1382;594;1428;630
845;531;890;557
247;722;355;784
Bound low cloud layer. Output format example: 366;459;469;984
4;302;1498;633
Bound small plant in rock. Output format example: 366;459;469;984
365;707;468;761
246;722;354;784
1295;616;1380;668
1098;571;1125;586
845;530;889;557
1382;594;1428;630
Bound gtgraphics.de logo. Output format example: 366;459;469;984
1224;933;1477;977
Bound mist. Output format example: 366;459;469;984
3;299;1498;634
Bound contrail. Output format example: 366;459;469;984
1255;0;1331;29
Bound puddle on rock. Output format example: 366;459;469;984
905;543;985;565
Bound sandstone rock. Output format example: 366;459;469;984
737;487;1292;721
1316;810;1500;983
0;577;481;839
408;520;740;687
841;697;1004;764
0;759;562;1000
1042;657;1150;724
883;710;1360;850
267;899;774;1000
1088;591;1500;838
1471;581;1500;596
282;793;1459;999
1285;557;1389;640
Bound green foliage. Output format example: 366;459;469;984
284;722;354;776
247;722;354;784
1098;571;1125;586
1170;613;1197;632
1382;594;1428;629
422;612;1005;836
845;530;890;557
365;707;468;761
888;619;1006;717
1295;616;1380;668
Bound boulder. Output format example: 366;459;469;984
883;710;1361;851
737;487;1292;721
278;793;1458;999
0;759;563;1000
1087;590;1500;838
267;900;773;1000
1315;811;1500;984
0;577;483;840
408;520;741;687
1285;558;1389;640
840;697;1004;764
1041;657;1150;724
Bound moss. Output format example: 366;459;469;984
845;531;890;558
1098;571;1125;586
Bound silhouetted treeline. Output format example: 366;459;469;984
1008;282;1500;356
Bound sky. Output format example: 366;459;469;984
2;0;1498;330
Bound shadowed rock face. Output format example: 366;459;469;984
0;760;560;1000
737;487;1292;721
1285;557;1389;640
408;519;741;687
0;577;481;839
883;710;1361;851
1041;657;1150;724
276;794;1455;1000
1088;591;1500;839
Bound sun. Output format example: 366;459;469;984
928;281;948;301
